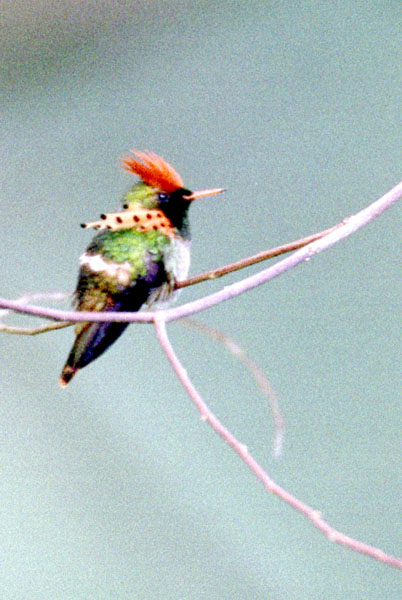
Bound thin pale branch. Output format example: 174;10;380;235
154;316;402;569
0;178;400;324
183;318;284;457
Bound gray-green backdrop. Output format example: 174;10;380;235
2;1;401;598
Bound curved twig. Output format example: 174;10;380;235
183;318;284;457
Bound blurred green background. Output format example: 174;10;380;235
1;1;401;598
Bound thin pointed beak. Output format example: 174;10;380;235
183;188;226;201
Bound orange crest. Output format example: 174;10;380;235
121;150;184;193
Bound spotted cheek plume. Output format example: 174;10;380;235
81;208;176;236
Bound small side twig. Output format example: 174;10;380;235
0;321;72;335
154;316;402;570
0;292;73;335
183;318;284;457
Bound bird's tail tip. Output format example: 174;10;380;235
59;365;77;388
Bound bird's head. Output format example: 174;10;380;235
81;150;224;236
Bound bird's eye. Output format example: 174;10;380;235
158;192;168;202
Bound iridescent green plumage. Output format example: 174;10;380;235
59;151;224;387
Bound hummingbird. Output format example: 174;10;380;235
59;150;224;387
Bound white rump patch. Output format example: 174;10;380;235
79;253;131;286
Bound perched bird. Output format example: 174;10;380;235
59;150;224;387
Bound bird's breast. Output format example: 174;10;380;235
167;236;191;282
144;236;191;310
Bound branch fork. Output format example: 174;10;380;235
1;180;401;569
